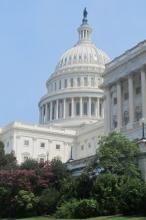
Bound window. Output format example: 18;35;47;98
83;102;88;115
76;102;80;115
113;97;117;105
40;142;45;148
59;80;62;89
6;142;9;147
77;78;80;87
40;158;45;163
70;78;74;87
81;145;84;150
68;102;72;116
88;143;91;148
24;156;29;161
91;78;95;87
136;87;141;95
91;102;95;116
56;144;60;150
64;79;68;88
124;93;128;100
99;103;102;117
84;77;88;86
24;140;29;146
54;82;56;91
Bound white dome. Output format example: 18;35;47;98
55;43;110;71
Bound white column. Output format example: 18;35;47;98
80;97;83;116
71;98;74;117
63;99;66;119
56;99;58;120
128;74;134;127
141;68;146;120
117;81;122;130
39;107;42;123
88;97;91;117
50;101;52;121
97;98;100;118
105;88;111;134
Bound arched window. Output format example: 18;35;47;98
83;102;88;115
91;102;95;116
76;102;80;116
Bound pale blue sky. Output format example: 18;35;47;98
0;0;146;126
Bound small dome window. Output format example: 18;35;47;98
79;54;82;61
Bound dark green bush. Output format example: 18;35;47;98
92;174;121;215
37;187;60;215
120;178;145;215
55;199;99;219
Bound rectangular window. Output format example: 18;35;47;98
136;87;141;95
40;142;45;148
91;78;95;87
68;102;72;116
113;97;117;105
56;144;60;150
83;102;88;115
70;78;74;87
77;77;81;87
81;145;84;150
64;79;68;88
84;77;88;86
54;82;56;91
40;158;45;163
59;80;61;89
24;140;29;146
76;102;80;115
124;93;128;100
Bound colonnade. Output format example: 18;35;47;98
105;68;146;132
40;97;103;123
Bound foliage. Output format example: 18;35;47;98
12;190;39;217
38;187;60;215
21;158;39;170
55;199;99;219
119;178;145;215
96;132;140;177
92;173;123;215
0;186;12;217
51;158;69;188
0;141;17;169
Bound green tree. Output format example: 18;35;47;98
21;158;39;170
96;132;140;177
0;141;17;169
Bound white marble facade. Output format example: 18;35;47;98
103;40;146;140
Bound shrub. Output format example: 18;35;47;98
0;187;12;217
38;187;60;215
120;178;145;215
92;174;121;215
55;199;99;219
12;190;39;217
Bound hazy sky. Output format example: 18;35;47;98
0;0;146;126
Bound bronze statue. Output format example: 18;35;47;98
83;7;88;19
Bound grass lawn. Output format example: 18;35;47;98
15;216;146;220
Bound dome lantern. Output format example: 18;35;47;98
77;8;92;44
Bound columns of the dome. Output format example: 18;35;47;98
50;101;52;121
56;99;59;120
80;97;83;116
96;98;99;118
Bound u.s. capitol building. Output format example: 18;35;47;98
1;9;146;172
